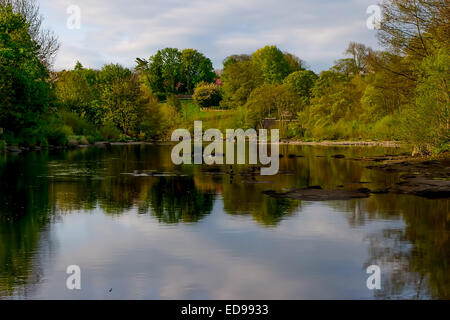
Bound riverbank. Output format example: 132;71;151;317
364;153;450;198
280;140;404;147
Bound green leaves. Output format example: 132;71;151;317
283;70;318;104
193;83;222;108
0;4;51;146
251;46;292;85
138;48;215;96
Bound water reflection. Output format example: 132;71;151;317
0;145;448;299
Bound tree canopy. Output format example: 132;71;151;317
137;48;215;97
0;3;51;145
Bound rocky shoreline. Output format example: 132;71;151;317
263;155;450;200
1;141;153;154
365;157;450;198
280;140;404;147
2;139;405;154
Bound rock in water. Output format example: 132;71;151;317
263;186;371;201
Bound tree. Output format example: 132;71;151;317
181;49;215;94
137;48;216;96
0;0;59;67
222;54;251;68
244;84;302;128
193;82;222;108
98;64;142;135
0;3;51;145
283;52;305;72
332;58;359;75
143;48;183;96
378;0;448;59
55;63;101;124
376;0;449;153
251;45;292;84
283;70;318;104
303;69;365;129
138;88;163;140
344;42;372;74
402;47;450;154
220;59;264;109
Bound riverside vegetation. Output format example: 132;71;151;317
0;0;448;156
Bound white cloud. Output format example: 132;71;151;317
40;0;381;72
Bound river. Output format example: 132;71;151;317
0;144;448;299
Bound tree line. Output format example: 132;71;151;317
0;0;448;154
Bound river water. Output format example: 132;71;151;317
0;144;448;299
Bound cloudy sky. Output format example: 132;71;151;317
39;0;382;72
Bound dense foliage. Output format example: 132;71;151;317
0;0;448;155
136;48;216;98
0;4;51;146
192;82;222;108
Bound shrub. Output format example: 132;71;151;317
61;111;97;136
166;94;182;112
371;115;401;141
47;125;74;146
158;104;181;140
153;92;167;102
193;83;222;108
78;136;89;145
0;140;6;152
100;124;121;141
85;135;97;144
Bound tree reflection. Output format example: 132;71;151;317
0;144;448;299
336;195;449;299
146;176;214;223
0;152;53;297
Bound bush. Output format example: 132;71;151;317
46;125;74;146
153;92;167;101
0;140;6;152
166;94;182;112
61;110;97;136
15;126;47;147
371;115;401;141
100;124;121;141
78;136;90;145
193;83;222;108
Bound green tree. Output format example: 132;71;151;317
283;52;305;72
299;68;366;139
181;49;215;94
138;48;183;97
220;58;264;109
244;84;302;128
0;4;51;146
138;88;163;140
402;47;450;154
55;62;101;124
0;0;60;67
251;45;291;84
222;54;251;68
98;64;142;135
193;82;222;108
283;70;318;104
